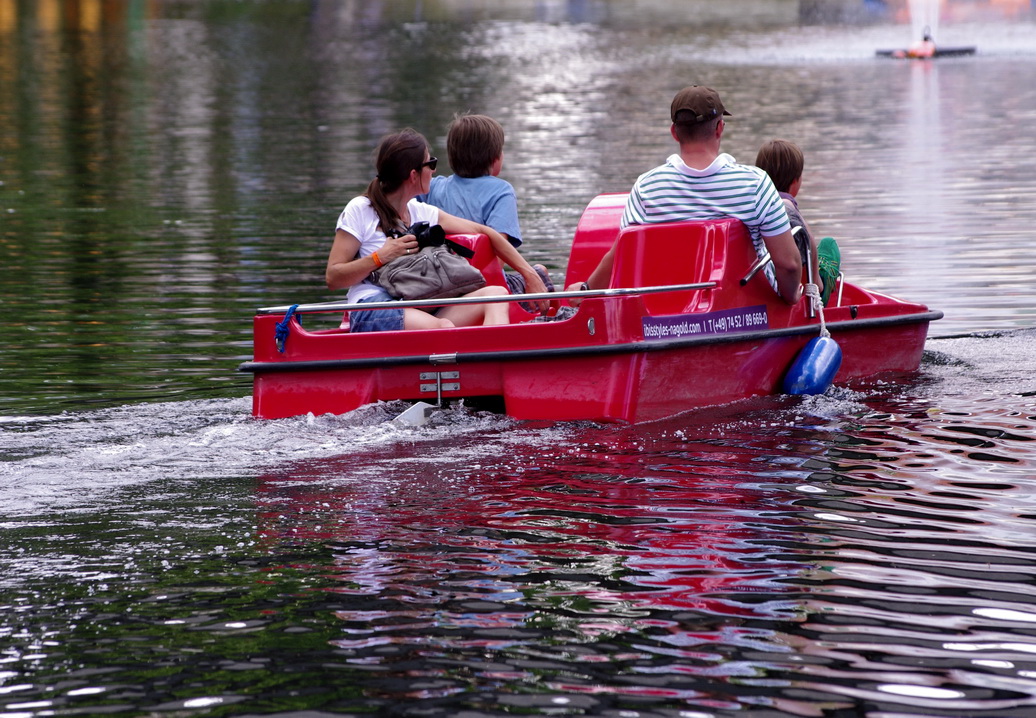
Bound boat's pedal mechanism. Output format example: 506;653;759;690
392;371;461;426
420;371;460;404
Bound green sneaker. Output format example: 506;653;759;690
817;237;841;306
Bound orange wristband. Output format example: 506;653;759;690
371;251;383;268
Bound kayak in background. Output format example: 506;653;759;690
877;28;975;59
877;46;977;58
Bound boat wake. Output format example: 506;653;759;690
0;397;543;517
2;328;1030;518
925;327;1036;396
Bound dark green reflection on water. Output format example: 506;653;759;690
2;3;308;413
8;554;361;714
0;1;551;415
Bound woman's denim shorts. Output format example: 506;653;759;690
349;289;405;333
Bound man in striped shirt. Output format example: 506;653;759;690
573;86;803;305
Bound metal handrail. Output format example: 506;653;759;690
739;251;771;286
255;281;717;316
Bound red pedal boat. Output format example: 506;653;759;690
238;193;942;423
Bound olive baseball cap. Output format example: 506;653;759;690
671;86;731;124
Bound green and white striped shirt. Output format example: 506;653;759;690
621;153;791;288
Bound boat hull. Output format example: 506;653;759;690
242;296;939;423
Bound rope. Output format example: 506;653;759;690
275;304;300;353
803;282;830;338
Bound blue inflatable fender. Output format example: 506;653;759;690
783;335;843;395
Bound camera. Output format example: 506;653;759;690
407;221;446;249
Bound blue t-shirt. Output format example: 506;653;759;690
421;174;522;247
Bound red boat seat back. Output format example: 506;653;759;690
565;193;627;288
566;194;757;315
446;233;529;322
610;220;750;314
447;233;504;282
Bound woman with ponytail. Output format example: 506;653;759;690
326;129;548;332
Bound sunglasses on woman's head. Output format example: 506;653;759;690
420;157;438;171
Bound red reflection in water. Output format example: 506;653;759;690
255;412;811;621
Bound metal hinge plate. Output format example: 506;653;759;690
419;371;460;395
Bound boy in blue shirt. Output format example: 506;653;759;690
422;114;553;306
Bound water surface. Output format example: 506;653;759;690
2;2;1036;716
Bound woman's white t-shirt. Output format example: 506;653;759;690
335;197;440;304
